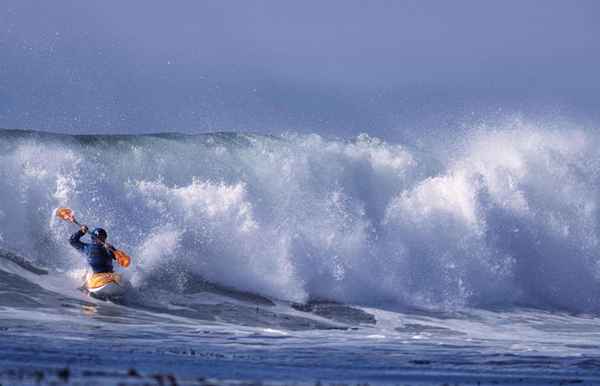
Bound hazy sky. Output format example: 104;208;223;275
1;1;599;138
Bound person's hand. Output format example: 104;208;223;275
80;225;88;234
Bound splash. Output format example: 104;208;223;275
1;124;600;311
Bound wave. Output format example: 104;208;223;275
1;122;600;312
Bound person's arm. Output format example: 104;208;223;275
105;244;117;260
69;225;88;252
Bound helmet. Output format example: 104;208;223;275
91;228;107;242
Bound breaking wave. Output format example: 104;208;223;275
2;121;600;312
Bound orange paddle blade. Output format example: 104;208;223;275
114;249;131;268
56;207;75;223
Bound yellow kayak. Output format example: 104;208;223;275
86;272;126;298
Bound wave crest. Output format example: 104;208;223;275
1;125;600;311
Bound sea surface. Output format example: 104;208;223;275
1;128;600;385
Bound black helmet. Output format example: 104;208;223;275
91;228;107;242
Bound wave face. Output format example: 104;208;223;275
1;124;600;312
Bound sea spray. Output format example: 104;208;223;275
1;125;600;311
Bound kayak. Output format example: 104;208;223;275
86;272;126;299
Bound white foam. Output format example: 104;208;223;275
1;124;600;311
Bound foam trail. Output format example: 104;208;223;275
1;125;600;311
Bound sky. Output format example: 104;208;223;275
1;1;599;139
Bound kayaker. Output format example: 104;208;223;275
69;225;127;299
69;226;116;273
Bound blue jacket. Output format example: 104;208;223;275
69;230;115;273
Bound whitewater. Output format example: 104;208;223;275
2;124;600;385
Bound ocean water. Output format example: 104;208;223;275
1;126;600;385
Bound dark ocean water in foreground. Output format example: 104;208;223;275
2;247;600;385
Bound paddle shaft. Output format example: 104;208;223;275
68;217;116;252
56;207;131;267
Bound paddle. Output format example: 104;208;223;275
55;207;131;268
